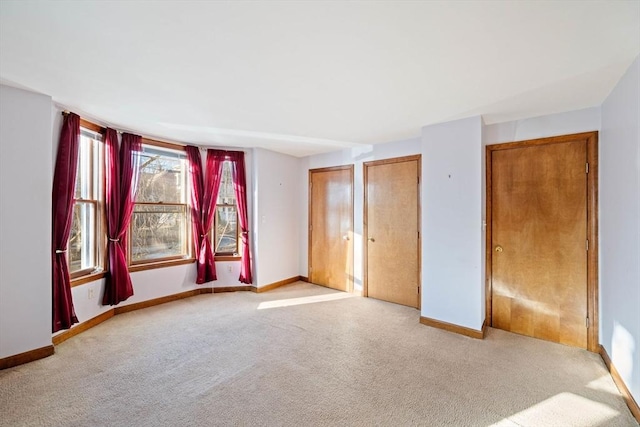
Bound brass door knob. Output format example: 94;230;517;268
495;246;503;253
368;237;375;242
342;235;350;241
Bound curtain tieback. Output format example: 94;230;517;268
55;249;67;254
109;238;120;242
242;230;249;235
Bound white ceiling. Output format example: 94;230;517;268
1;1;638;157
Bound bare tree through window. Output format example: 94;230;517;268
69;128;101;276
130;146;189;263
214;161;238;255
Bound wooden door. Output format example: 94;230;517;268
488;134;597;349
309;166;353;292
364;156;420;308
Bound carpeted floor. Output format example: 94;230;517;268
0;282;637;427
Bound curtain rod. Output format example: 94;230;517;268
61;110;246;153
62;110;186;144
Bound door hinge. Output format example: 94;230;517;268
310;224;313;231
417;286;420;294
586;162;589;174
417;231;420;239
586;317;589;328
586;239;589;251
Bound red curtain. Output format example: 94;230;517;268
228;151;252;284
52;113;80;332
186;146;224;284
103;130;142;305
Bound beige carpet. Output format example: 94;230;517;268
0;282;636;427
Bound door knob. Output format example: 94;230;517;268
342;235;350;241
368;237;375;242
495;245;503;253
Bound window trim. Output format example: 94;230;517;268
215;255;242;262
128;257;195;273
71;271;107;287
128;141;193;268
69;123;106;283
213;160;240;257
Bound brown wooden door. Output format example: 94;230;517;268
365;156;420;308
490;139;588;348
309;166;353;292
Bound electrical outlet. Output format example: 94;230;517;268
227;265;233;273
88;288;95;300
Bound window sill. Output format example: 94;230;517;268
71;271;106;287
128;257;195;273
215;255;241;261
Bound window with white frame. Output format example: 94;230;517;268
130;144;190;264
69;127;103;277
214;160;239;256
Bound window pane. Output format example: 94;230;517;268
74;152;82;199
70;128;102;276
217;161;236;205
215;206;237;254
131;204;187;262
136;151;185;203
75;135;90;199
69;202;96;273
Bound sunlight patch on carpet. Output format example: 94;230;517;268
585;374;620;395
490;392;619;426
257;292;354;309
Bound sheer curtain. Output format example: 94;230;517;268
52;112;80;332
102;130;142;305
186;146;224;284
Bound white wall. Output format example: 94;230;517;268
421;116;484;330
600;56;640;400
0;85;53;357
483;106;601;144
253;148;301;287
298;137;422;293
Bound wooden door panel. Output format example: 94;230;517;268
365;157;420;308
491;140;587;348
309;167;353;292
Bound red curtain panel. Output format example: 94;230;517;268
52;113;80;332
103;130;141;305
228;151;252;284
186;146;223;284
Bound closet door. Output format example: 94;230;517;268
309;166;353;292
364;156;420;308
488;134;595;349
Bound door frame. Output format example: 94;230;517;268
363;154;422;308
485;132;598;352
308;164;355;292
